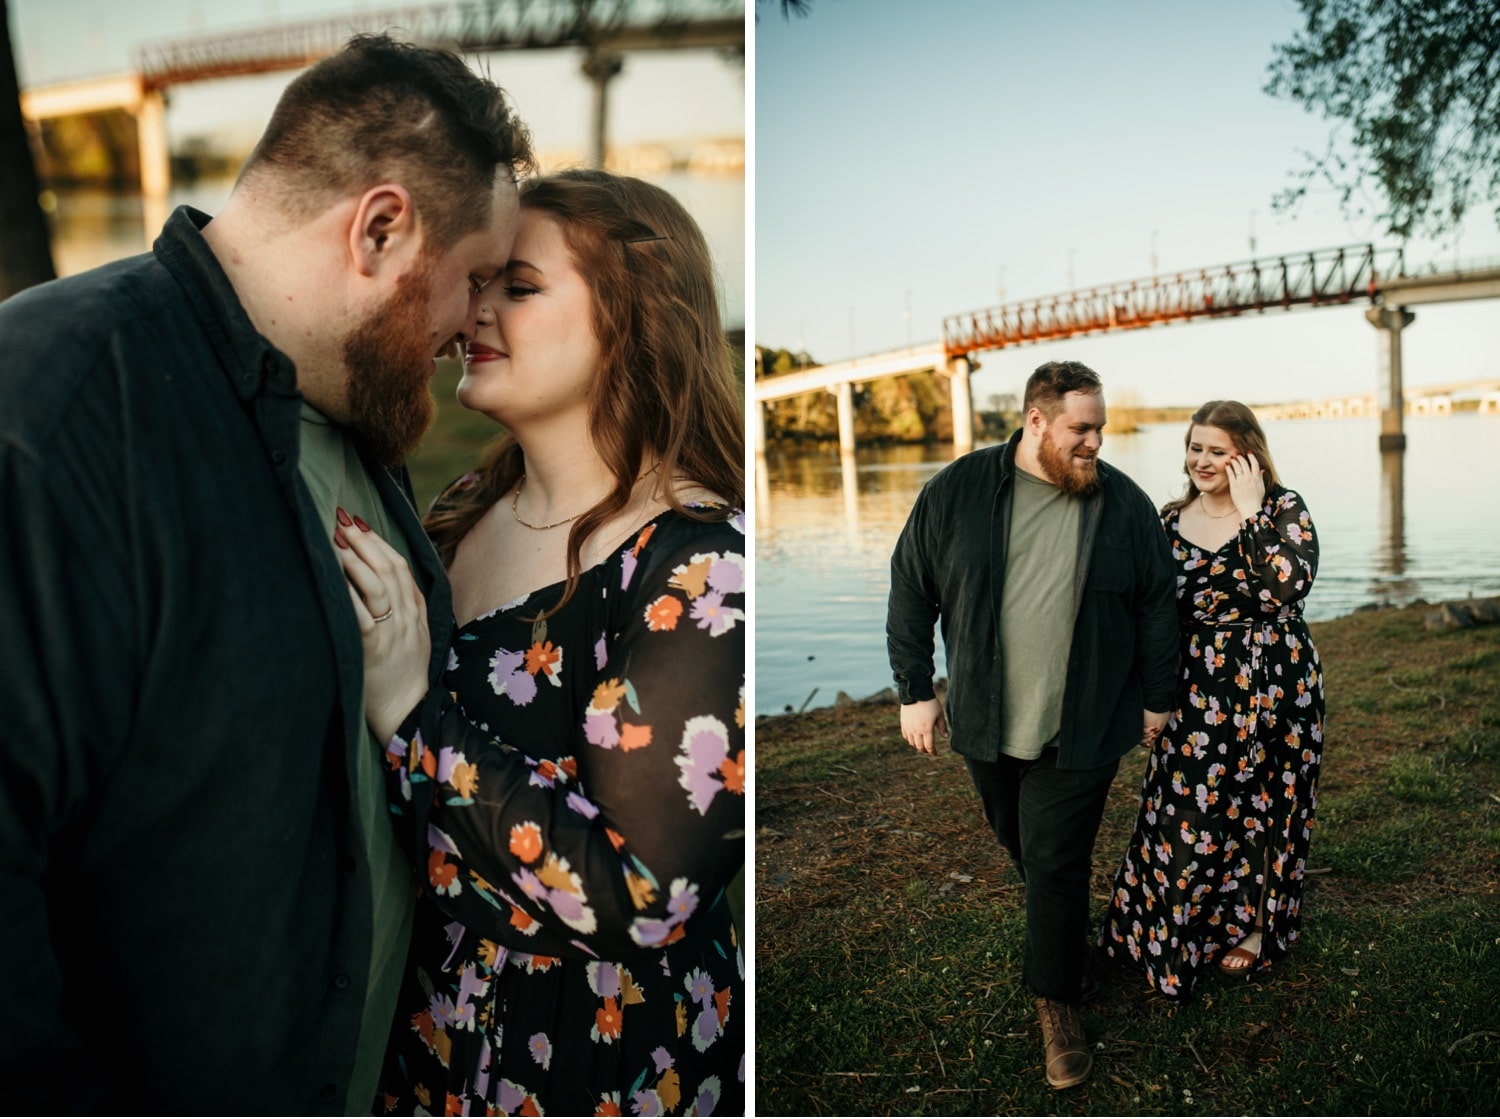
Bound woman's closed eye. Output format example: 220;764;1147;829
504;283;540;299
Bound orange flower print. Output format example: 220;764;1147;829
620;723;653;751
714;985;732;1026
594;1094;624;1116
625;870;656;910
631;522;657;557
510;821;543;863
445;1092;463;1116
592;678;627;712
668;555;712;599
524;640;563;683
509;905;538;934
605;826;626;851
428;850;458;894
448;758;479;800
719;749;745;795
594;996;623;1042
559;756;579;780
644;595;683;632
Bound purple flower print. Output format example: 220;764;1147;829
666;880;699;923
696;1076;723;1115
589;960;622;999
548;886;586;924
706;553;745;596
584;709;620;749
676;715;730;815
431;992;457;1029
693;1004;720;1049
651;1046;674;1074
631;916;674;946
567;790;600;819
595;633;608;671
686;967;714;1008
495;1079;526;1115
528;1032;552;1069
512;867;545;902
488;647;537;706
689;590;744;637
622;547;640;590
632;1089;664;1116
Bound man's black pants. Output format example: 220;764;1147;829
964;748;1119;1003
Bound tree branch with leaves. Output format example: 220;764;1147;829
1266;0;1500;242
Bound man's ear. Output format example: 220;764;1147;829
348;184;420;278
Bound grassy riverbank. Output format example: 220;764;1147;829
754;605;1500;1115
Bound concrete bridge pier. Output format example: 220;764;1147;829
944;355;975;454
833;381;856;454
1366;306;1415;452
138;89;170;237
582;49;625;169
751;399;767;457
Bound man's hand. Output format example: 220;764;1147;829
1142;708;1169;746
901;698;948;755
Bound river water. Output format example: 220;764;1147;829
44;173;746;325
753;415;1500;715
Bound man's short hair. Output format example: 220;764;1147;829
1023;360;1102;421
238;33;534;252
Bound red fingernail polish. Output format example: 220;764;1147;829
353;515;371;532
336;507;353;527
334;529;350;549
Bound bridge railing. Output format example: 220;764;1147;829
942;244;1406;359
134;0;743;87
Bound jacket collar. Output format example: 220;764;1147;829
153;206;299;404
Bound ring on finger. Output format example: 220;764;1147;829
371;606;395;624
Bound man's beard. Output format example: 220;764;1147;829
341;257;442;467
1037;427;1101;497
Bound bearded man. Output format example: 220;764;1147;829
0;35;531;1114
887;359;1177;1091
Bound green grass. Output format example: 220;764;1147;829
755;606;1500;1115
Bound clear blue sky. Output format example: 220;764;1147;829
756;0;1500;407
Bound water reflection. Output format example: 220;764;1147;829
756;417;1500;715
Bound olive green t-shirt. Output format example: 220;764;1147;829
998;467;1081;760
297;403;418;1114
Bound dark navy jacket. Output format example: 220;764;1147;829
0;208;452;1113
887;430;1178;769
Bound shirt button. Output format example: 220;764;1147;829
333;973;351;990
272;450;287;465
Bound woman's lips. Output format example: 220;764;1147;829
464;344;506;364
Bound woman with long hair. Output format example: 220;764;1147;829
1100;400;1323;1002
337;170;744;1114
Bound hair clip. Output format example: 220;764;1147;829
623;233;669;245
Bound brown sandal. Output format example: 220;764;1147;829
1218;928;1263;976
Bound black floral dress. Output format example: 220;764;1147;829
1099;487;1323;1001
376;506;746;1116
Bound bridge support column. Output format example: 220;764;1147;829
833;381;856;455
948;355;974;454
751;399;766;457
1366;306;1415;452
137;88;170;239
582;50;624;169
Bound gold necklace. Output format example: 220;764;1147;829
1198;493;1239;519
510;462;662;531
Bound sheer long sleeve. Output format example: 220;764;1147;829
384;513;746;961
1234;487;1318;610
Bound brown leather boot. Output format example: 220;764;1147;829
1035;997;1092;1089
